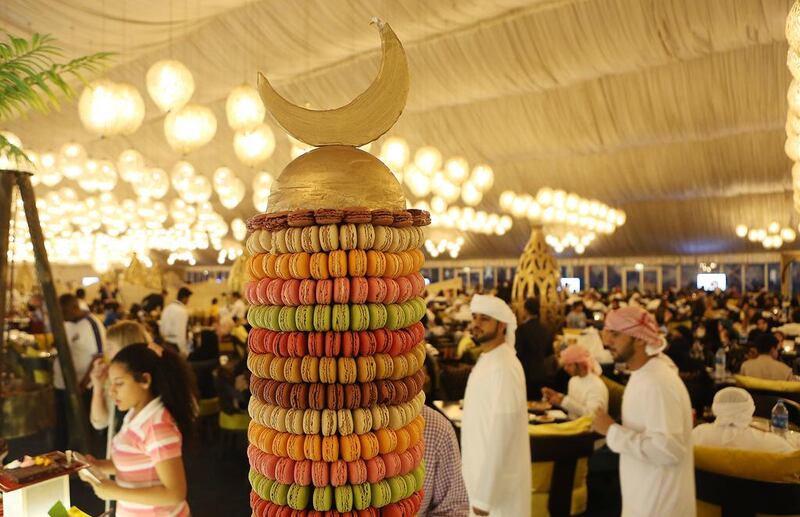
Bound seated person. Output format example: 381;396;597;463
740;333;793;381
541;344;608;419
692;387;793;453
565;301;587;329
188;329;220;398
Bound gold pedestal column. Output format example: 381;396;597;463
511;226;564;332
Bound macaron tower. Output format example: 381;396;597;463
243;19;429;517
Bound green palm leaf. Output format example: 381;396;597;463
0;32;114;163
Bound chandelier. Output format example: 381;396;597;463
164;104;217;154
735;222;797;249
78;80;144;136
499;188;626;254
146;60;194;112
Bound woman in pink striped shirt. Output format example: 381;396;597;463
83;342;198;516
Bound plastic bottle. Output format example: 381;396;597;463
714;346;726;379
771;399;789;435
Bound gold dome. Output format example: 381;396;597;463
267;145;405;212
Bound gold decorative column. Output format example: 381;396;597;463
511;225;563;332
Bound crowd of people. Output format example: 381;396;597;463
8;278;800;515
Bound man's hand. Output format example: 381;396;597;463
540;387;564;406
593;407;615;435
472;507;489;516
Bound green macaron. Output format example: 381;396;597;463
353;482;372;511
332;304;350;332
401;302;416;326
367;303;387;330
335;484;354;513
370;480;392;508
266;305;282;331
278;306;298;332
246;306;259;328
287;484;311;510
411;463;425;492
387;476;407;503
402;473;417;498
350;304;370;331
313;304;332;332
385;304;403;330
295;305;314;332
269;481;290;506
313;485;333;511
410;297;426;321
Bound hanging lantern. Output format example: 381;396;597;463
219;178;246;209
164;104;217;154
226;85;266;131
58;142;87;179
94;160;118;192
171;161;196;190
39;151;62;187
180;174;212;204
233;124;276;166
78;80;122;136
470;164;495;192
170;199;197;227
135;168;169;199
414;146;442;175
231;218;247;241
379;137;409;170
213;167;236;195
146;60;194;112
461;181;483;206
252;171;273;196
79;159;102;192
444;157;470;184
253;190;268;212
117;149;146;183
115;83;146;135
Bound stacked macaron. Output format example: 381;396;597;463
244;208;430;517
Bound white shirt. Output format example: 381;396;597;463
461;343;531;516
606;355;696;517
231;298;247;321
692;423;795;453
53;313;106;390
159;301;189;355
561;373;609;420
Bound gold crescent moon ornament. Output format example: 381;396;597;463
257;17;409;147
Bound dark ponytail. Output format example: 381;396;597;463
111;343;199;448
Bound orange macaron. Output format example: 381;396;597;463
328;250;348;278
348;249;367;277
310;252;330;280
289;252;311;279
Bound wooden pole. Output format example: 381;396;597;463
0;173;13;337
15;171;89;451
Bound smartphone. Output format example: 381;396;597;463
71;451;108;484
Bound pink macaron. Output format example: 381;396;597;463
366;277;387;303
389;331;408;356
281;279;302;306
383;278;400;304
245;281;258;304
267;278;285;305
265;453;280;479
294;459;312;486
311;460;329;487
348;459;368;485
254;278;270;305
330;459;348;487
350;277;368;304
383;452;402;478
399;450;416;475
299;279;317;306
316;279;333;305
333;277;350;304
365;456;386;483
275;457;296;484
395;277;413;304
408;272;425;297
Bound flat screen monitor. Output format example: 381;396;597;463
560;277;581;293
697;273;726;291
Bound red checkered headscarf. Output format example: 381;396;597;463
604;306;665;355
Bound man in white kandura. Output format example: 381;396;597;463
692;387;794;452
461;294;530;517
541;344;608;420
593;306;695;517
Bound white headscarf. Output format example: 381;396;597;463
712;387;756;445
470;294;518;347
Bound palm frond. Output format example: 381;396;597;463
0;32;114;120
0;134;31;169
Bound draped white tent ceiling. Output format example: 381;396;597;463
2;0;797;260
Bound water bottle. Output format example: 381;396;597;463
772;400;789;435
714;346;726;379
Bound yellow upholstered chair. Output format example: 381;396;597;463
198;397;220;443
600;376;625;421
734;375;800;430
735;375;800;393
219;410;251;454
529;416;595;516
694;446;800;517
